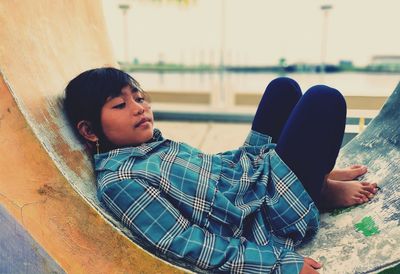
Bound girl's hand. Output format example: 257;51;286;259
300;257;322;274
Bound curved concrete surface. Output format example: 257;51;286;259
0;1;180;273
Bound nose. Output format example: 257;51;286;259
130;100;145;115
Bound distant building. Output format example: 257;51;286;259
369;55;400;72
339;60;353;69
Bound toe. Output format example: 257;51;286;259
360;190;373;197
362;196;369;203
355;194;369;203
361;182;378;190
355;197;364;204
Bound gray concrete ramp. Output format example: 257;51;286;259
0;205;64;273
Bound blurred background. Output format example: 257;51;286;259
101;0;400;120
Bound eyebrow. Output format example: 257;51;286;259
105;89;141;102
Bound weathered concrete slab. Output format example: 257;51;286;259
298;83;400;273
157;121;249;153
0;205;64;274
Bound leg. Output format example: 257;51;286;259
275;86;378;209
275;85;346;205
251;77;302;143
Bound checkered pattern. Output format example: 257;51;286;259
95;129;319;273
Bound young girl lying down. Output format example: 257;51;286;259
64;67;377;274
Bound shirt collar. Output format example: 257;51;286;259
94;128;165;171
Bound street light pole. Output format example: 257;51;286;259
320;4;332;73
217;0;226;107
119;3;130;64
220;0;225;71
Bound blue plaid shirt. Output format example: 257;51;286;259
95;129;319;273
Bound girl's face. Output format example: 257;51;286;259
100;85;154;147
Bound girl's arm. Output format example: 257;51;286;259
99;177;305;273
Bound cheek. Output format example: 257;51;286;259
100;111;121;136
146;107;154;120
100;111;110;130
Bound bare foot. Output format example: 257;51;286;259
321;179;378;209
328;165;367;181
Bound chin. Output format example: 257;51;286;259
143;129;154;142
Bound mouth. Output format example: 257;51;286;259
134;117;152;128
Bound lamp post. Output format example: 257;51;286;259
218;0;226;107
320;4;332;73
119;3;130;63
220;0;225;71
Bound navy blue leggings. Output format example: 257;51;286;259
252;77;346;204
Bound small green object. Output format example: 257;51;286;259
329;206;354;216
354;216;380;237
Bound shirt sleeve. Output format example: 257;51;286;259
98;177;305;274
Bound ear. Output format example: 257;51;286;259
77;120;98;142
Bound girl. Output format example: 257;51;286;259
64;67;377;274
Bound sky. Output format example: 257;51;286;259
102;0;400;66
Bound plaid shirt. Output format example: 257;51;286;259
95;129;319;273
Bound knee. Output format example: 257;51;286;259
304;85;346;113
265;77;302;99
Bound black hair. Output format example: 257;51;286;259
64;67;145;151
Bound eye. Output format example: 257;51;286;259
135;97;145;104
112;102;126;109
